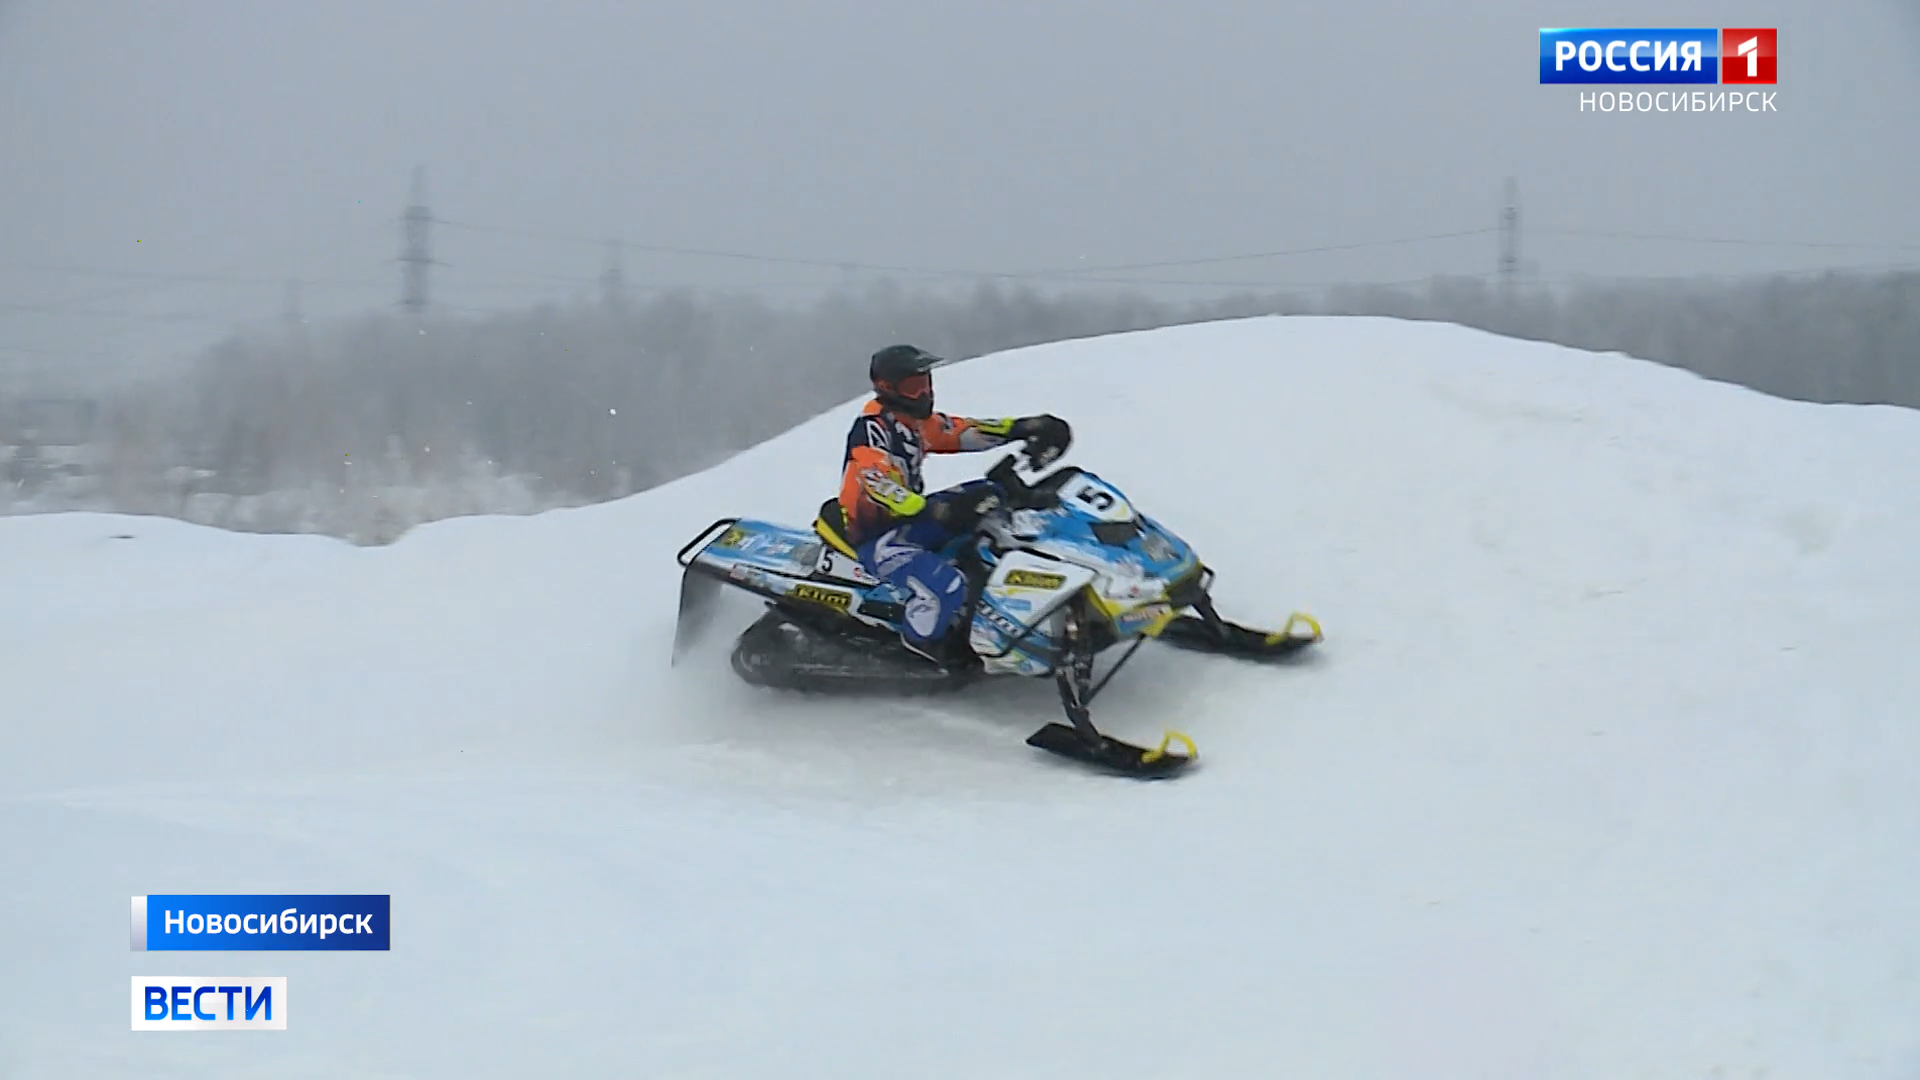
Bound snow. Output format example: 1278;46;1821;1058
4;315;1919;1079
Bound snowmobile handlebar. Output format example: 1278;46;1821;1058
986;455;1082;511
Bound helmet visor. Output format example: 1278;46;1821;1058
892;373;931;400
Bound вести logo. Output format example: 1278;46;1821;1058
131;977;287;1031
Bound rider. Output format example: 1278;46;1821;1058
835;344;1070;668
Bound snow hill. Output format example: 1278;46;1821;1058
4;316;1919;1079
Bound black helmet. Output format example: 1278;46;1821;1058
870;344;939;419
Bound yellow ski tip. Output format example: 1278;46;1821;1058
1263;611;1323;645
1141;729;1198;764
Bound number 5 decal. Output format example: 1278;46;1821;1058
1077;487;1115;512
1060;474;1130;520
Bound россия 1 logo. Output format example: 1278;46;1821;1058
1540;28;1777;112
1540;29;1776;83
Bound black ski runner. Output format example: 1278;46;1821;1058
1026;723;1196;779
1157;600;1322;661
1023;602;1196;779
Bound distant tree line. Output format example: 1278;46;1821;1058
1327;270;1920;407
165;281;1245;501
5;269;1914;541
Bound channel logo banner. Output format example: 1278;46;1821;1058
1541;29;1719;83
131;976;287;1030
132;894;390;951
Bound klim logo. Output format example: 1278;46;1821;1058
1540;29;1777;84
132;894;391;951
131;977;287;1031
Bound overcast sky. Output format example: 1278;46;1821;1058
2;0;1916;378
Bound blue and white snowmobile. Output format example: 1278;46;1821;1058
671;453;1322;778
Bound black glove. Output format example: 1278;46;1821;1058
1009;414;1072;467
926;484;1005;533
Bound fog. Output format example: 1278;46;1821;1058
5;0;1917;367
2;0;1917;537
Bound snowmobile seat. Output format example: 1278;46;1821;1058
814;499;859;559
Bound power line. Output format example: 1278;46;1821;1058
0;300;290;323
11;198;1916;348
436;215;1505;285
1533;259;1920;284
439;263;601;288
0;223;395;319
977;270;1447;291
0;261;384;289
1533;226;1920;252
1007;228;1499;278
435;209;1920;292
436;217;990;280
1318;259;1920;291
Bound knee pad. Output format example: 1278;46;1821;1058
898;553;968;643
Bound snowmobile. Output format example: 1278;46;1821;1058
670;453;1322;779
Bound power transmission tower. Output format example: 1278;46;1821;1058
401;166;433;313
1498;176;1521;294
601;238;627;309
282;278;303;332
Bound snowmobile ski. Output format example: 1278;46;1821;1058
1025;605;1197;777
1157;605;1323;661
1026;723;1197;779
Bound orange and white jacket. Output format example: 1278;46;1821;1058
837;398;1017;543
